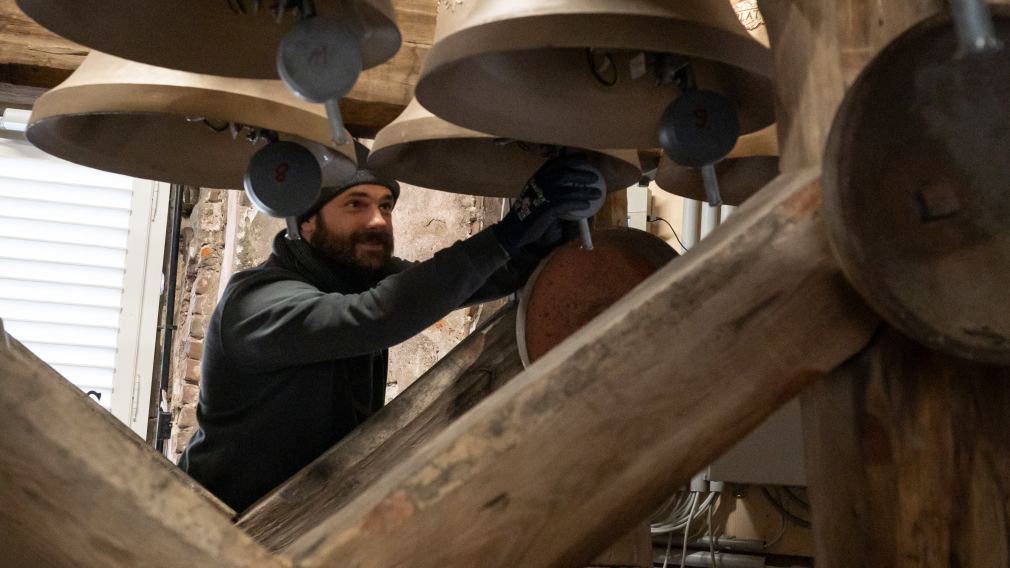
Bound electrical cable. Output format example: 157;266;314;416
781;486;810;510
707;503;718;568
763;511;788;550
648;216;687;252
760;487;811;529
680;492;698;568
662;528;675;568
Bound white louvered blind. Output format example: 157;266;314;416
0;136;168;438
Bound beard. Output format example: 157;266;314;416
309;216;394;281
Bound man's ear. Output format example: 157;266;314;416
300;215;317;243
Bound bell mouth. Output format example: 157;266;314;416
15;0;400;78
370;112;641;198
417;10;774;149
656;156;779;206
28;113;354;190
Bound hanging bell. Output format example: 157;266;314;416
655;125;779;206
368;99;641;198
15;0;400;79
415;0;774;150
27;52;357;190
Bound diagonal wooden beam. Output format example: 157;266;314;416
0;0;435;134
274;169;880;568
0;331;289;568
238;304;524;551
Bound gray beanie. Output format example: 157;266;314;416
297;169;401;223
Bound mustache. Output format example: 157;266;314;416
351;230;393;248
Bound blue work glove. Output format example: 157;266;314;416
492;153;606;256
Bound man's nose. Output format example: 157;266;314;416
365;206;390;229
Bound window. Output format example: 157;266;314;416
0;136;168;438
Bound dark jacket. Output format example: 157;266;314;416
179;228;535;514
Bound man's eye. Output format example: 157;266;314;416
380;203;394;212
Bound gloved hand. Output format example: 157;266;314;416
492;153;606;256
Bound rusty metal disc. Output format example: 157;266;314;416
517;228;677;367
823;8;1010;363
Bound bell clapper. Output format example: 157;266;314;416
277;0;361;145
657;64;739;207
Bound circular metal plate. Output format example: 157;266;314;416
244;141;322;217
517;228;677;367
659;89;741;168
824;8;1010;364
278;16;362;102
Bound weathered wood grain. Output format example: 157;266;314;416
0;331;288;568
802;329;1010;567
274;169;879;568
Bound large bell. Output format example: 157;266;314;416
655;125;778;205
27;52;357;189
368;99;641;197
15;0;399;79
415;0;775;150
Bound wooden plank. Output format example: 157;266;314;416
238;304;525;551
802;329;1010;567
0;0;436;134
0;330;288;568
275;169;880;568
0;80;45;107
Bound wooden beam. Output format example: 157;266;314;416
0;0;435;134
238;304;525;551
760;3;1010;567
273;169;879;568
0;330;288;568
801;330;1010;566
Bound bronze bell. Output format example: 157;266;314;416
415;0;775;150
654;125;779;206
368;99;641;198
27;52;357;190
15;0;400;79
369;0;639;197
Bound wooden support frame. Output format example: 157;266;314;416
0;332;287;568
761;1;1010;566
269;169;879;568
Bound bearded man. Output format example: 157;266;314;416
180;156;604;513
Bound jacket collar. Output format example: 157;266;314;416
268;230;376;294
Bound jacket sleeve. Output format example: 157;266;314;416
220;228;511;372
388;246;543;307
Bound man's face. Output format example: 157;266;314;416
300;183;395;275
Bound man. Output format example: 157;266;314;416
179;154;605;513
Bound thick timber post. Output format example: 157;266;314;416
761;1;1010;566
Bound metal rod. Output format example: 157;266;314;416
682;198;701;250
700;202;721;240
324;99;349;145
950;0;1003;55
286;217;303;241
577;218;593;250
701;164;723;207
